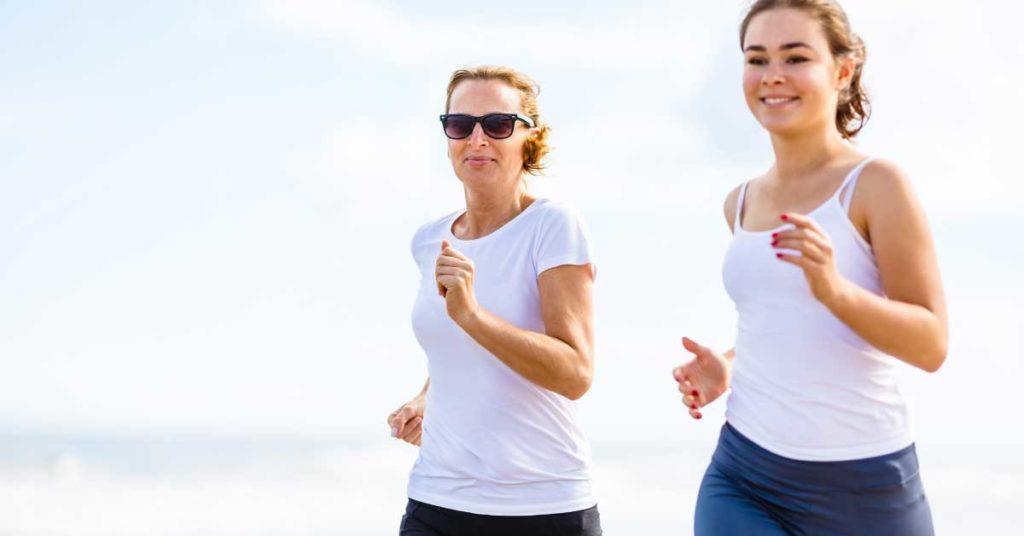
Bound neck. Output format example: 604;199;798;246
460;177;534;238
768;125;849;182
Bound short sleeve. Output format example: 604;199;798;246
532;203;596;277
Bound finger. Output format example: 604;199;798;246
773;226;831;252
437;241;452;296
436;256;474;270
410;431;422;446
772;238;826;263
780;213;825;235
389;407;415;437
690;408;703;420
672;366;685;383
436;266;471;278
437;275;462;291
400;417;422;442
681;336;712;361
775;252;814;271
440;243;468;261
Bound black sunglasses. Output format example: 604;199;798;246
439;113;536;140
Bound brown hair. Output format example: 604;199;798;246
444;65;551;175
740;0;870;139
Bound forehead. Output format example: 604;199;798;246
744;8;830;51
448;79;523;115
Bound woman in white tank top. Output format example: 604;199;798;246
672;1;948;534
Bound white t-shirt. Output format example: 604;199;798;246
406;198;597;516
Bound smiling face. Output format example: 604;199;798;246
446;79;533;191
742;7;853;138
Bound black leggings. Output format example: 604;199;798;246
399;499;602;536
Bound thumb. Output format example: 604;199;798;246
682;336;711;362
437;240;451;297
389;406;412;437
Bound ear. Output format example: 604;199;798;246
836;55;856;91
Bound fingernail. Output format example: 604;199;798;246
691;403;698;409
390;427;398;437
691;390;698;397
771;233;778;239
776;253;783;258
771;240;778;246
696;413;703;419
781;214;789;220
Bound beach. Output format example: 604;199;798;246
1;431;1021;535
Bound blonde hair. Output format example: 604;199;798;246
740;0;871;139
445;65;551;175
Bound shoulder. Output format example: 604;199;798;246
852;158;919;215
531;198;584;221
527;198;591;233
412;209;461;244
857;158;913;195
723;181;748;234
850;158;925;236
410;209;461;262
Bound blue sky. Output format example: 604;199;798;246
1;1;1022;454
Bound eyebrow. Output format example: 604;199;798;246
744;42;813;52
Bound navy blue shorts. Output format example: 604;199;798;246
695;423;934;535
399;498;602;536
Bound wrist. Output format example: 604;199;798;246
454;301;482;330
822;278;855;311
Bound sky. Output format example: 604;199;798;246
1;0;1023;456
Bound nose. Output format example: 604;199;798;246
761;63;785;86
467;123;489;146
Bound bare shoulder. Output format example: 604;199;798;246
856;158;916;204
850;158;928;240
723;183;745;234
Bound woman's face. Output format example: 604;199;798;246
742;8;851;138
446;79;532;190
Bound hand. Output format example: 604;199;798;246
435;240;479;325
772;213;851;307
387;395;426;446
672;337;731;420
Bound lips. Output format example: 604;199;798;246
761;96;799;106
465;156;494;166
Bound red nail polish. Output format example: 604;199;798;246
771;233;778;239
781;214;789;220
776;253;783;258
691;390;698;397
696;413;703;419
771;240;778;246
691;403;698;409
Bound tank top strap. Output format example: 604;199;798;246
734;181;750;230
837;157;874;213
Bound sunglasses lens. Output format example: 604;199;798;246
443;116;475;139
481;115;515;139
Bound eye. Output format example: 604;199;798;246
746;56;768;66
786;55;809;64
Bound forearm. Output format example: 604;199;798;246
456;308;592;400
826;283;948;371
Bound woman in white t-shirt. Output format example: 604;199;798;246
386;65;602;536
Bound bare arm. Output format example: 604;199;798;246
438;243;595;400
773;161;948;371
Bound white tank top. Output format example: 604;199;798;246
722;158;914;461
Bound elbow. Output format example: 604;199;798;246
920;339;948;373
562;358;594;401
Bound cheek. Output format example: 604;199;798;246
742;70;761;96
